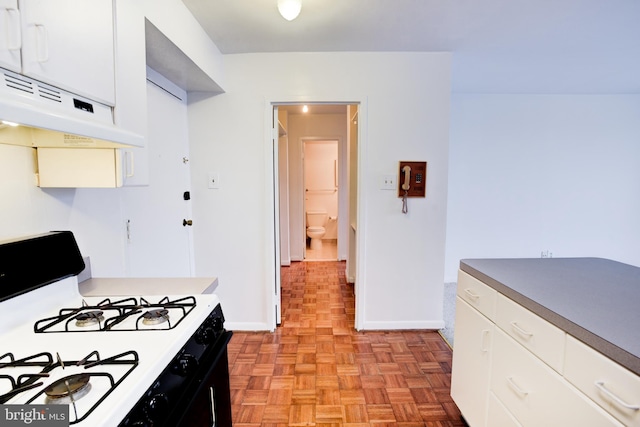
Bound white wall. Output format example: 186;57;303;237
0;143;127;274
0;75;194;278
445;94;640;282
187;52;451;331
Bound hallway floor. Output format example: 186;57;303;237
305;240;337;261
227;261;465;426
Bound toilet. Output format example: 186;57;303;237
306;210;328;250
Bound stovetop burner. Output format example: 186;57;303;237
0;350;139;425
45;373;91;404
142;309;169;325
75;310;104;327
33;296;197;333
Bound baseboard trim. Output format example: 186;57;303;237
225;321;272;331
359;319;445;330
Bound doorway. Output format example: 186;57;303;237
272;103;359;326
303;139;339;261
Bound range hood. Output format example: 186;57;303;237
0;68;143;148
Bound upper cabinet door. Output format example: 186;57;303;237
0;0;22;72
19;0;115;105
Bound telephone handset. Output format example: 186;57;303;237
401;165;411;191
398;161;427;214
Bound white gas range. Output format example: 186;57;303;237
0;232;232;426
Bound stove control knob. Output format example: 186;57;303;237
171;354;198;376
210;316;224;332
144;393;169;422
195;327;214;344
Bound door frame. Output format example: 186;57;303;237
264;98;368;331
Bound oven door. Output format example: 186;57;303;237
175;331;233;427
118;328;232;427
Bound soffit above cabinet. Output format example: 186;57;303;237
145;20;224;94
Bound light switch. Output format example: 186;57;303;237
207;172;220;189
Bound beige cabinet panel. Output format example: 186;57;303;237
564;335;640;426
491;329;623;427
495;293;566;373
451;296;494;427
37;147;122;188
457;270;497;321
487;392;522;427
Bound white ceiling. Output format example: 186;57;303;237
181;0;640;94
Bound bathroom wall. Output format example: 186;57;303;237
304;140;339;240
287;113;348;261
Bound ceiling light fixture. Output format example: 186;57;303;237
302;105;309;113
277;0;302;21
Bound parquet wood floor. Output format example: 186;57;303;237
227;261;467;427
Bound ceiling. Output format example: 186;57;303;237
181;0;640;94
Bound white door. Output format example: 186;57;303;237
273;106;282;324
121;73;193;277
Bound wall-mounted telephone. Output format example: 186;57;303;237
398;161;427;198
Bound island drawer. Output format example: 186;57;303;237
487;392;522;427
457;270;497;321
564;335;640;427
491;329;624;427
495;293;565;373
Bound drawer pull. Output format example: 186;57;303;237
510;321;533;338
464;288;480;300
481;329;490;353
595;381;640;410
507;376;529;397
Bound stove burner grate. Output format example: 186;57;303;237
0;352;54;404
33;296;197;333
30;350;138;425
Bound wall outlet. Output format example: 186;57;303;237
541;250;553;258
381;174;396;190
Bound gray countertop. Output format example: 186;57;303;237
460;257;640;376
79;277;219;296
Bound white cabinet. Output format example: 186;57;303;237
451;296;494;427
495;293;565;373
491;328;622;427
0;0;115;105
487;392;522;427
564;335;640;427
0;0;21;71
451;268;634;427
456;270;497;319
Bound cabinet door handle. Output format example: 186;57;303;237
5;7;21;50
464;288;480;300
507;376;529;397
125;151;135;178
510;321;533;338
594;381;640;410
480;329;490;353
35;24;49;62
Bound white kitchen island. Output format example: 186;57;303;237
451;258;639;427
